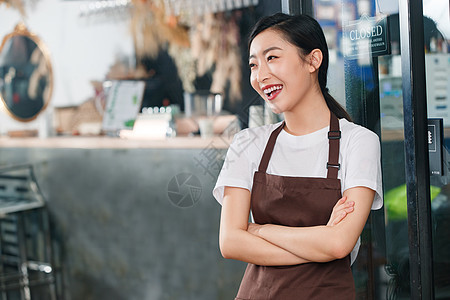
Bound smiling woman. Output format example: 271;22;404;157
214;13;383;300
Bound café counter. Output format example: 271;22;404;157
0;135;243;300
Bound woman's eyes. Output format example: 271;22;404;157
249;55;278;68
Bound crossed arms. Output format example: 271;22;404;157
219;186;375;266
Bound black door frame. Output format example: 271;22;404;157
284;0;435;298
398;0;435;298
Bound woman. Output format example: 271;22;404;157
213;13;383;299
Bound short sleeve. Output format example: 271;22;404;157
343;129;383;210
213;129;258;205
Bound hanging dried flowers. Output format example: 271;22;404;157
168;43;196;93
190;12;242;103
0;0;26;17
130;0;189;59
129;0;243;102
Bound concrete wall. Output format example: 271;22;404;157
0;147;245;300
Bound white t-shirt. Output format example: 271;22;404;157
213;118;383;263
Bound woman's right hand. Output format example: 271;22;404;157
327;196;355;226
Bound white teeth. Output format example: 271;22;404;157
263;86;282;94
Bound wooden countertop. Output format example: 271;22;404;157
3;127;446;149
0;136;233;149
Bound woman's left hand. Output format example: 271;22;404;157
326;196;355;227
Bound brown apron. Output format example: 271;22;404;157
235;113;355;300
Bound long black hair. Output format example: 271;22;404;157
248;13;352;121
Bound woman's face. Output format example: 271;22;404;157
249;29;315;114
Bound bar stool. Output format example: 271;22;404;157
0;164;57;300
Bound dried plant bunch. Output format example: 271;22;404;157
130;0;189;59
190;12;242;103
0;0;26;17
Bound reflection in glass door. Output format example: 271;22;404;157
312;0;397;298
377;9;411;300
312;0;449;298
422;0;450;298
378;0;449;298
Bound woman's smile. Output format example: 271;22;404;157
263;84;283;100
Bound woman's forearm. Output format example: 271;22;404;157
220;187;310;266
220;227;310;266
252;187;375;262
254;224;345;262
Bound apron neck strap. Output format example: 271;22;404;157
258;121;285;173
257;113;341;177
326;113;341;179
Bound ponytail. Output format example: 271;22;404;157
322;88;352;121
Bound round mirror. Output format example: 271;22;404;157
0;23;53;122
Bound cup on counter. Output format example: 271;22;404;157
198;118;214;139
185;92;223;118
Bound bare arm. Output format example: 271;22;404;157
219;186;309;266
219;186;354;265
249;187;374;262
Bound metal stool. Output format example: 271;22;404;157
0;165;57;300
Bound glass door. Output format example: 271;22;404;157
308;0;449;298
311;0;399;298
422;0;450;298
